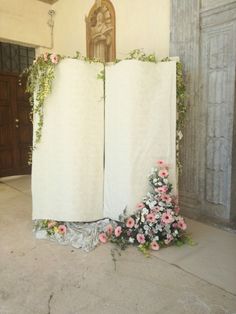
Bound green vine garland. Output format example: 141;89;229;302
23;50;186;168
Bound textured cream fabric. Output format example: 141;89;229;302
104;60;176;220
32;59;104;221
32;59;176;222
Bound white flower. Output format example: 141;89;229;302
142;208;149;215
141;215;145;223
149;201;157;209
174;230;179;234
153;178;158;183
157;182;162;186
163;179;168;184
165;225;171;232
129;237;134;243
154;236;159;241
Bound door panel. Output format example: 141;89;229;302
0;75;16;176
0;74;32;177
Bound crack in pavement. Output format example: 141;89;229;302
151;253;236;297
47;292;54;314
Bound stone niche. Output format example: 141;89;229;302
86;0;116;62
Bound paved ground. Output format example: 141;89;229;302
0;175;236;314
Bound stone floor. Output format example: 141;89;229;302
0;176;236;314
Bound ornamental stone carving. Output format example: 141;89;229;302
86;0;116;62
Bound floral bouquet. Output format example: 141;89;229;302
99;160;188;253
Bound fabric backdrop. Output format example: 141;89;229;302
32;59;104;221
32;59;176;222
104;60;176;220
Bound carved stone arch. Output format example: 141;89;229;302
86;0;116;62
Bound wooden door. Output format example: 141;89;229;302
0;73;32;177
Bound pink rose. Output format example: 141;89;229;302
177;219;187;230
158;169;169;178
99;233;107;243
146;213;156;223
114;226;122;237
105;224;113;235
136;203;145;209
136;233;146;244
50;53;59;64
151;241;160;251
161;212;173;224
126;217;135;228
58;225;66;234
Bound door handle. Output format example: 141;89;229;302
15;118;19;123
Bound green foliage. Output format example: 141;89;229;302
21;53;62;163
126;49;157;63
97;69;105;80
138;243;151;257
110;236;129;250
161;57;187;173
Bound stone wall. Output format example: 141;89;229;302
170;0;236;223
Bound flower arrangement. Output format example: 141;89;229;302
38;219;67;236
98;160;188;254
34;161;190;254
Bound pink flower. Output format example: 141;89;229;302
172;222;178;229
58;225;67;234
136;233;146;244
156;160;166;167
105;224;113;235
99;233;107;243
158;169;169;178
152;206;161;213
175;206;180;214
43;52;48;61
48;220;57;228
136;203;145;209
151;241;160;251
164;234;174;245
50;53;59;64
161;212;173;224
114;226;122;237
126;217;135;228
146;213;156;223
155;186;168;193
178;219;187;230
161;194;172;203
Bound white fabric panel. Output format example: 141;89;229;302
32;59;104;221
104;60;176;220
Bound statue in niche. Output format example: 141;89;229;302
86;0;116;62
